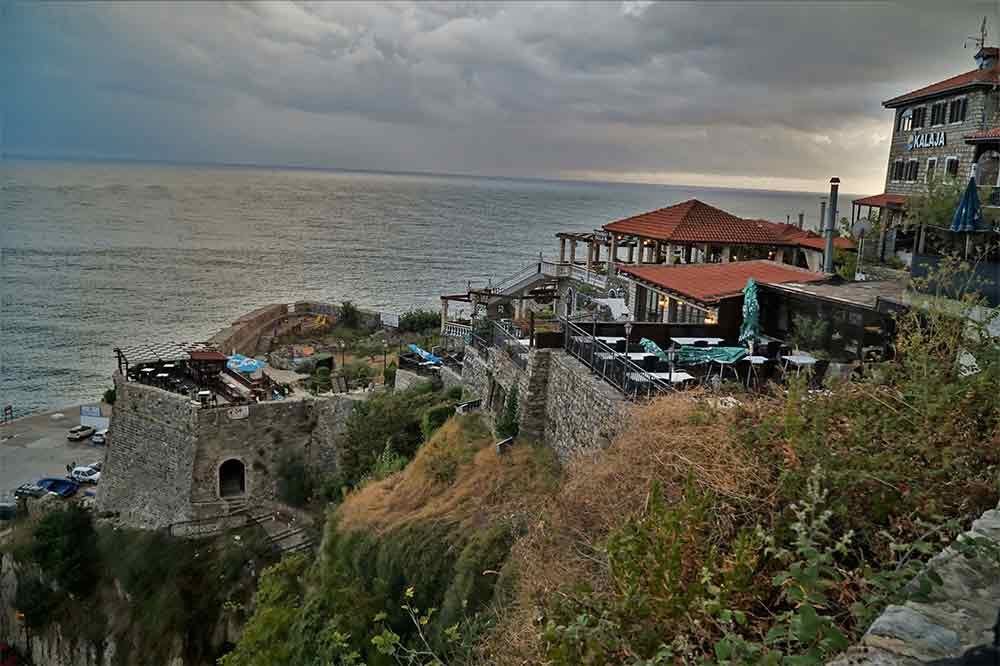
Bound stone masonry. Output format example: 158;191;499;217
828;507;1000;665
98;374;359;529
460;343;630;459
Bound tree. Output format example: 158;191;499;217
905;177;964;255
495;386;519;439
339;301;361;329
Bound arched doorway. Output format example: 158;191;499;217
219;459;246;498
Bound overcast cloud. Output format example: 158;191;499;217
4;1;998;193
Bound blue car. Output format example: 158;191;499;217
36;478;80;498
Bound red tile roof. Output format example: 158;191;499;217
619;260;830;304
965;128;1000;141
883;65;1000;107
603;199;853;250
852;193;908;208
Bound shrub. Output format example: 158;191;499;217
30;505;99;595
14;575;59;629
339;300;361;329
399;309;441;333
277;454;313;507
102;387;116;405
421;403;456;441
384;361;397;386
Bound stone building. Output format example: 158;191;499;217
852;44;1000;259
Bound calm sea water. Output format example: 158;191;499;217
1;159;855;415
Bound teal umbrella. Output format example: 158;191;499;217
951;176;985;258
738;278;760;350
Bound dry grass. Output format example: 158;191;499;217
335;414;559;535
482;393;777;665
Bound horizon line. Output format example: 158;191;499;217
1;152;865;199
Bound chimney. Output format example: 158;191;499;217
976;46;999;69
823;178;839;274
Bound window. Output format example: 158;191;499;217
911;106;926;129
926;158;937;182
897;109;913;132
930;101;947;126
905;159;920;182
948;97;968;123
891;159;905;181
945;157;959;178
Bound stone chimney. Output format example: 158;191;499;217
975;46;999;70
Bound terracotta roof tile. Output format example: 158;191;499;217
619;260;830;304
603;199;852;250
884;65;1000;107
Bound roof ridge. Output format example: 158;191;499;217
884;63;999;107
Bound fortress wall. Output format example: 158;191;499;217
96;375;199;529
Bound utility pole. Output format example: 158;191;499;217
823;178;840;274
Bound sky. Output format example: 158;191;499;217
4;1;998;194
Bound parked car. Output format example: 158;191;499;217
0;502;16;521
91;429;108;445
88;461;103;472
69;466;100;485
67;425;96;441
13;483;46;499
36;478;80;498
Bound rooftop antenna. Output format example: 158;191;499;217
965;16;988;50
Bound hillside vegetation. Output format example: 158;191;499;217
224;280;1000;665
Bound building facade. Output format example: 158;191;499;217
853;45;1000;260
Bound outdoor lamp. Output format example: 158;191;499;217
624;321;633;343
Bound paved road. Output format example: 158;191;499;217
0;407;107;498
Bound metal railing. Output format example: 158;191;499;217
561;318;673;400
442;321;472;338
491;261;543;294
491;321;529;370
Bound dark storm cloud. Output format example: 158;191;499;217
5;1;997;191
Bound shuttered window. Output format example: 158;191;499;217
926;158;937;182
945;158;959;178
948;97;968;123
930;102;947;126
891;160;905;181
911;107;926;129
905;160;920;182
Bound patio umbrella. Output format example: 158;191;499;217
951;175;986;258
738;278;760;352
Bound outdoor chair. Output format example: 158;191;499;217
765;340;783;359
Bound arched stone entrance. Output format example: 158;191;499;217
218;458;246;498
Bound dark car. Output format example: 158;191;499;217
13;483;46;499
36;478;80;498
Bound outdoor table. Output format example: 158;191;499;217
595;336;625;344
782;354;817;375
162;363;175;369
628;371;695;385
671;337;724;346
709;357;743;384
746;355;770;388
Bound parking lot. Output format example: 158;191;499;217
0;407;107;499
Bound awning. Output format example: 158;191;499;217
852;193;907;208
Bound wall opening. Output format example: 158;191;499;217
219;458;246;498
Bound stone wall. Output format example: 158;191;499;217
98;375;359;529
209;303;288;356
97;374;199;528
458;342;630;458
542;350;629;459
394;368;433;392
828;506;1000;665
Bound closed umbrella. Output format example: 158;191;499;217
738;278;760;352
951;176;986;258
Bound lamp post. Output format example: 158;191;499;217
339;340;346;368
624;321;632;346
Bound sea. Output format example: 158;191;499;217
1;159;857;416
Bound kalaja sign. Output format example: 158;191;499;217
907;131;946;150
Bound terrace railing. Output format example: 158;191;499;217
561;318;673;401
442;321;472;338
491;321;529;370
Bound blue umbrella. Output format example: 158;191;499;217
738;278;760;350
951;176;985;258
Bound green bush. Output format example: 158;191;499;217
14;575;59;629
102;387;116;405
399;309;441;333
31;505;99;595
339;301;361;329
421;403;456;441
277;454;314;507
384;361;397;387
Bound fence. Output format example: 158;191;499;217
561;318;673;400
491;321;529;370
442;321;472;338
